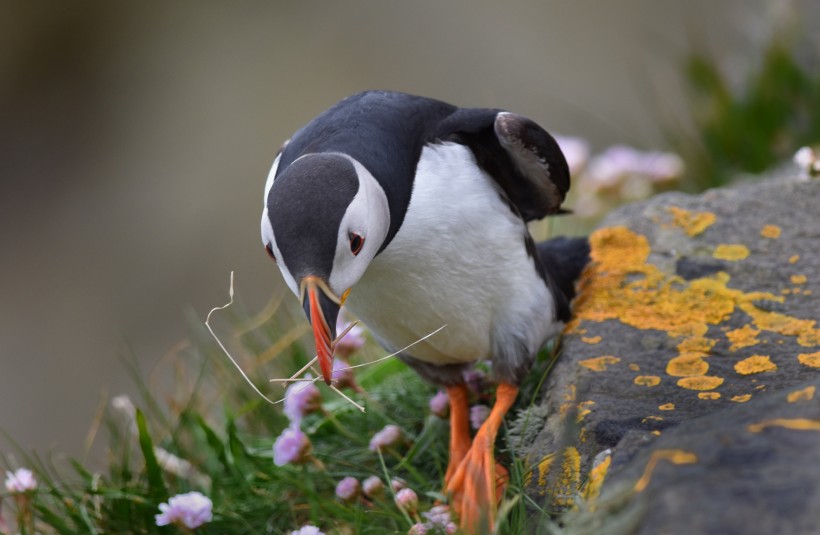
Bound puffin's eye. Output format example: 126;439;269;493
349;232;364;256
265;243;277;263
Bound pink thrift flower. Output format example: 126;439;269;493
291;526;325;535
369;424;403;452
408;523;428;535
155;491;213;529
362;475;384;497
4;468;37;493
423;505;458;533
394;488;418;514
428;390;449;418
283;376;322;425
391;478;408;492
470;404;491;430
335;476;360;502
335;311;366;358
462;368;489;394
273;425;312;466
330;358;360;391
554;134;591;176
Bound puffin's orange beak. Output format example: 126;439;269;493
300;277;340;385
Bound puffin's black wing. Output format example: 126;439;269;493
432;109;570;221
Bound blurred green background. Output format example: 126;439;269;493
1;0;817;458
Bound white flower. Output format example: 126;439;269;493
4;468;37;493
155;491;213;529
793;146;815;169
291;525;325;535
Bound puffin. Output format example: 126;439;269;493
260;90;589;532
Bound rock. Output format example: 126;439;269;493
518;175;820;533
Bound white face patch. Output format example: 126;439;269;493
261;150;389;300
261;151;300;297
328;155;390;295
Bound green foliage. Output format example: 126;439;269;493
674;32;820;189
1;296;564;534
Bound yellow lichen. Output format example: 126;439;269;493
569;226;820;405
666;353;710;377
581;335;602;344
659;403;675;411
578;400;596;421
698;392;721;400
677;376;724;391
789;255;800;264
791;274;807;285
760;225;781;238
748;419;820;433
666;206;717;237
634;375;661;387
731;394;752;403
726;325;761;351
579;355;621;372
713;244;750;261
634;449;697;492
787;385;815;403
583;453;611;501
734;355;777;375
677;337;717;354
798;351;820;368
537;448;582;506
629;363;641;371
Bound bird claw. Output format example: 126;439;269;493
446;434;503;533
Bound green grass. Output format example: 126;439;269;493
1;293;566;535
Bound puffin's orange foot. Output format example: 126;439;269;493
446;382;519;534
446;434;497;534
444;384;471;489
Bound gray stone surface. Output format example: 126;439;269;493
518;175;820;533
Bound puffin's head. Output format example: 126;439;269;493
261;152;390;384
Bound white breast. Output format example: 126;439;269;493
344;142;557;368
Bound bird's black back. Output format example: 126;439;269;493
536;236;590;321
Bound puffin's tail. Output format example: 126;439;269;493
536;236;590;320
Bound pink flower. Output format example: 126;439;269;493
273;425;312;466
554;134;591;176
330;358;361;391
283;376;322;425
408;523;428;535
369;424;403;452
423;505;458;533
394;488;418;514
362;475;384;497
291;526;325;535
462;368;490;394
4;468;36;493
470;404;490;430
155;491;213;529
335;476;360;502
391;478;408;492
428;390;449;419
335;311;366;358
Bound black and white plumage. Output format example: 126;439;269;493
260;90;589;531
